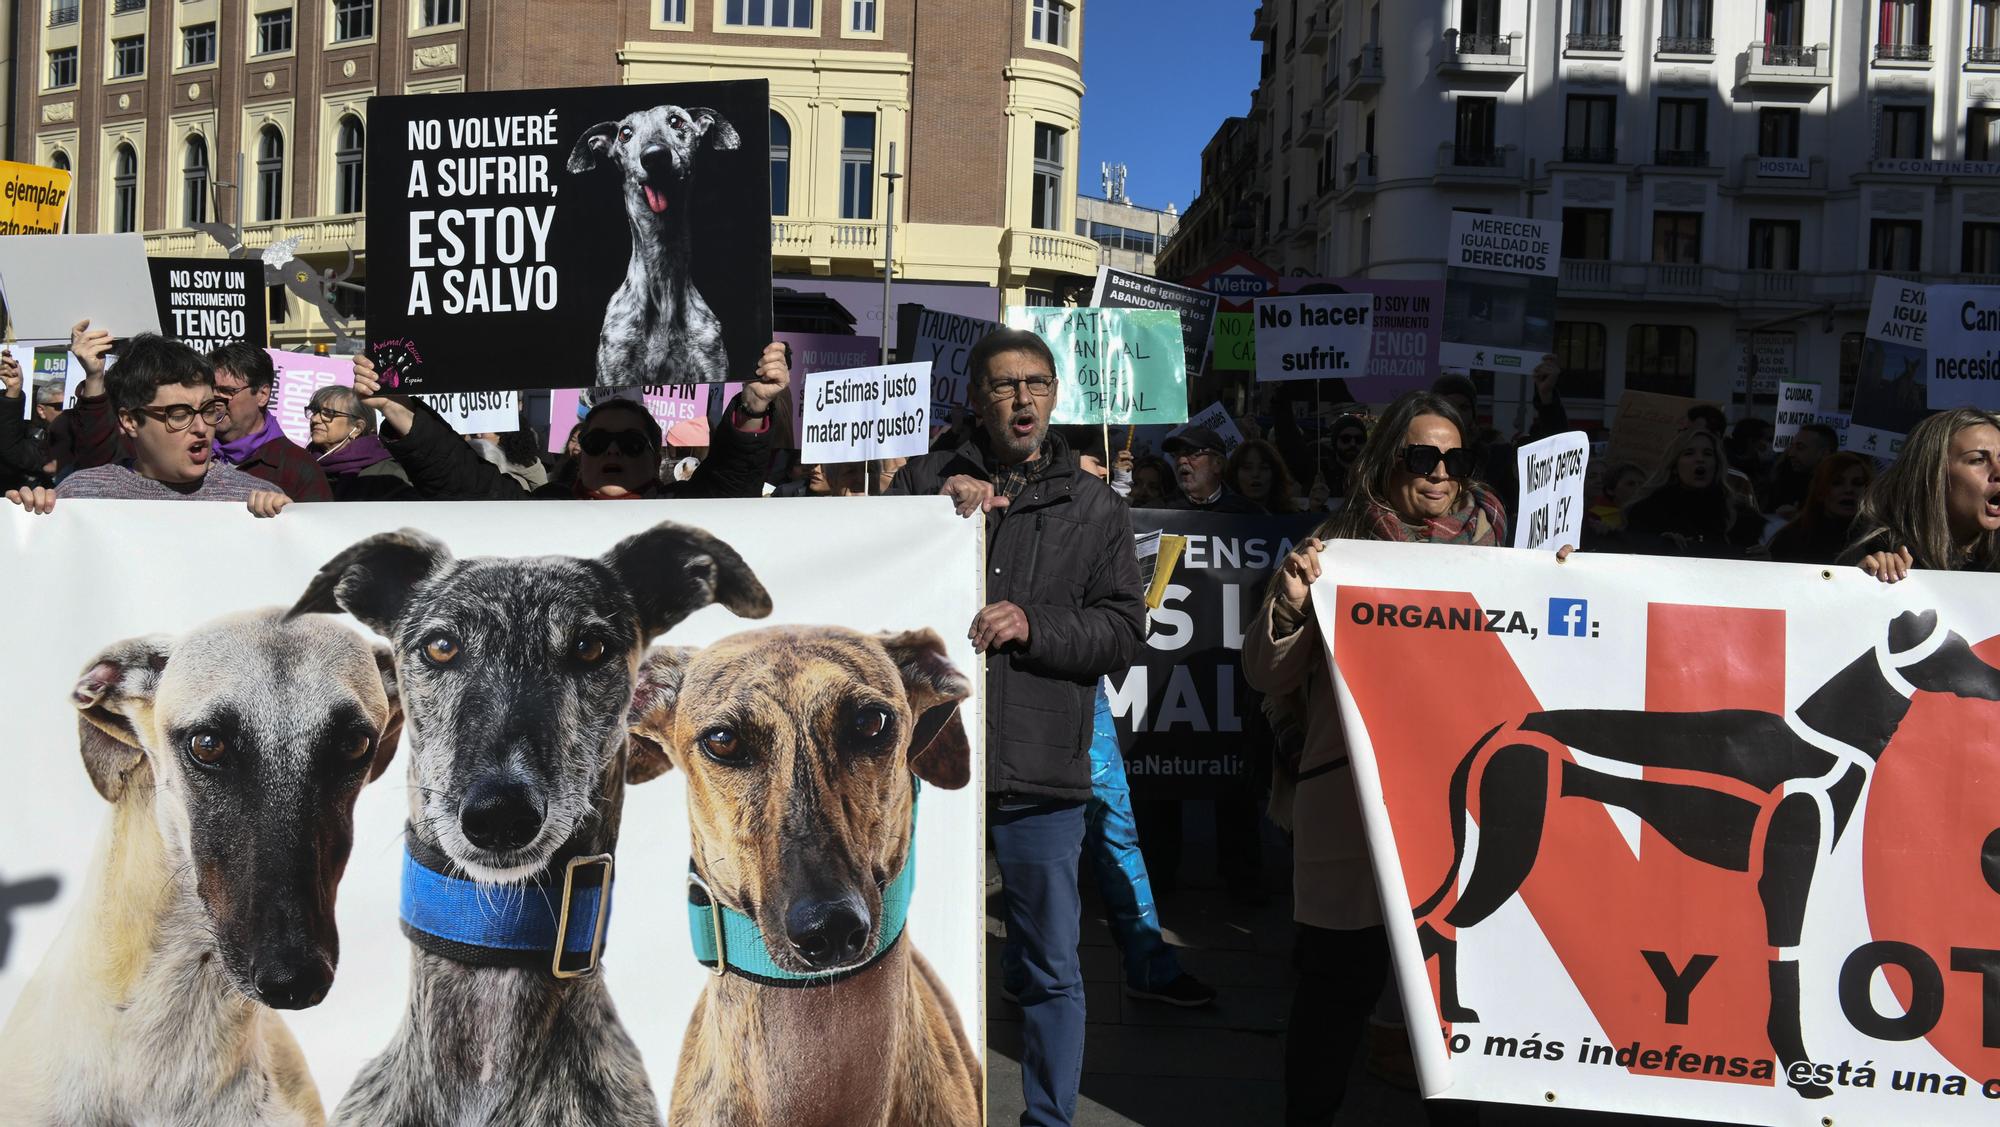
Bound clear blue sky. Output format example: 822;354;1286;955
1080;1;1262;213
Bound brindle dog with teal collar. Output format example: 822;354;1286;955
289;521;771;1127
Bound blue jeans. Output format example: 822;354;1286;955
993;799;1088;1127
1003;690;1185;993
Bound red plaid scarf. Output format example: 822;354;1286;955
1364;485;1507;547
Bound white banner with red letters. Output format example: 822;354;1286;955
1314;541;2000;1124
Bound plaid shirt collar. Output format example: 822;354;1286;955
987;438;1052;501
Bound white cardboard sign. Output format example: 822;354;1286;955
1772;381;1823;452
1252;293;1375;383
801;362;932;464
1512;430;1589;552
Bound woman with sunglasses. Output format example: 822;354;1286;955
304;385;413;502
1244;390;1508;1127
347;342;791;500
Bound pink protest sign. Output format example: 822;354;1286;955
268;350;355;449
548;385;716;453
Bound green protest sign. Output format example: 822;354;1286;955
1003;306;1188;425
1212;312;1255;371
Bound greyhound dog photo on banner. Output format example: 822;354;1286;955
1313;541;2000;1126
365;80;773;394
0;498;982;1127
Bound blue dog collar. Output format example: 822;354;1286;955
399;829;614;979
687;786;919;988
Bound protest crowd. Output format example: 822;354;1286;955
3;289;1997;1127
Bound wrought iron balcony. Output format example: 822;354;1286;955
111;0;144;12
1970;45;2000;64
1654;148;1711;167
1453;145;1505;168
1562;146;1619;164
47;4;78;26
1875;43;1933;62
1761;42;1816;67
1565;33;1621;52
1457;32;1511;56
1741;41;1833;85
1658;35;1713;55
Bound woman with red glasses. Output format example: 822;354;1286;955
1244;389;1504;1127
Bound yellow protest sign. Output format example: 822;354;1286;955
0;161;71;235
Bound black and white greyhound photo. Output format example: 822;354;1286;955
1412;609;2000;1099
0;609;402;1126
291;521;772;1127
569;104;741;387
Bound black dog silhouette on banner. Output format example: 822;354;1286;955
1413;609;2000;1100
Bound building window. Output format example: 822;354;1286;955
1660;0;1713;52
839;112;874;221
1758;107;1801;158
112;144;137;234
1553;322;1608;400
335;115;364;214
1652;211;1702;264
1030;0;1071;47
1656;98;1707;164
46;47;77;89
257;126;285;222
1766;0;1804;46
1976;1;2000;62
1880;105;1926;159
1747;219;1800;270
183;135;209;226
1561;208;1613;260
1453;96;1498;164
1869;219;1923;270
1568;0;1620;49
724;0;813;28
1032;122;1065;230
1965;222;2000;273
182;22;216;67
48;2;78;27
769;111;790;216
662;0;686;21
1563;95;1617;162
1971;110;2000;160
1876;0;1931;60
421;0;460;26
1625;325;1698;397
1460;0;1501;36
332;0;374;41
257;9;294;53
849;0;875;33
110;0;143;10
111;35;145;78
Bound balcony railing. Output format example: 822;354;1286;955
1759;42;1818;68
1452;145;1505;168
1875;43;1933;62
1341;152;1379;194
1565;33;1621;52
1561;145;1619;164
1456;31;1512;56
1742;41;1834;84
1342;45;1384;100
110;0;144;12
47;4;78;26
1658;35;1714;55
1654;148;1711;167
1971;45;2000;64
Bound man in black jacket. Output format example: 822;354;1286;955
349;342;789;500
1161;425;1265;514
889;327;1144;1127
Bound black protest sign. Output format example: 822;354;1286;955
1091;266;1219;374
366;81;771;393
1110;509;1319;798
896;303;1000;427
147;258;266;352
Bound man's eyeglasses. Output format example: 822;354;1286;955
212;383;257;400
980;376;1056;402
579;428;653;458
305;405;361;423
1401;444;1475;479
129;400;229;432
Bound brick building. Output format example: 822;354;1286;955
13;0;1096;343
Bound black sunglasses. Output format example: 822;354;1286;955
1401;444;1474;479
579;428;654;458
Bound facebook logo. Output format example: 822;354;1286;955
1548;598;1589;638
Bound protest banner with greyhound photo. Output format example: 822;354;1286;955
0;498;985;1125
366;80;772;394
1314;541;2000;1125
